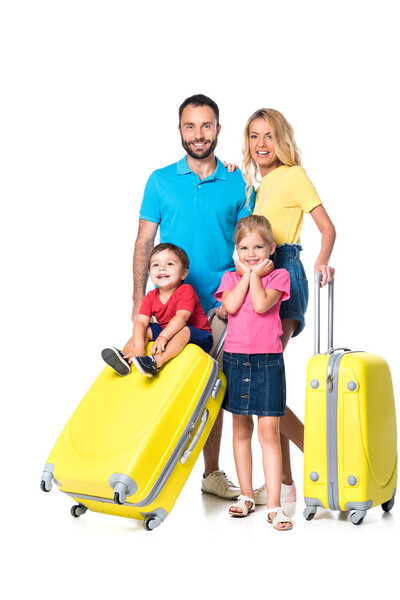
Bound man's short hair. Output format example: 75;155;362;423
178;94;220;127
148;243;190;272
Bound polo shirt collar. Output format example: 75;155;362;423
176;156;192;175
176;156;228;181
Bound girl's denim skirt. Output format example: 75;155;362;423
274;244;308;337
222;352;286;417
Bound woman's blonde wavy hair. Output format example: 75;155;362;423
243;108;302;206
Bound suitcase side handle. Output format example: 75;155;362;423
180;409;209;464
314;272;334;355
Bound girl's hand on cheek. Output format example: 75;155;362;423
253;258;274;277
235;260;251;276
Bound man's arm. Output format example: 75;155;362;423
132;219;158;322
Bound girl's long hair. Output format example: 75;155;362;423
243;108;302;206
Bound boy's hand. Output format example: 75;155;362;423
150;336;168;355
235;260;251;276
252;258;274;278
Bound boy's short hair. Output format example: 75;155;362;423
148;243;190;272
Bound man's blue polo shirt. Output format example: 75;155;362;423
139;156;255;313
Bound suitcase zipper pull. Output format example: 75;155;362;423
327;373;334;393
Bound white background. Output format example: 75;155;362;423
2;0;399;598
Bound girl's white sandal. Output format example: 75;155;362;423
267;506;294;530
228;495;255;517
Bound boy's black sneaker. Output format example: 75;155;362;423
131;355;159;377
101;347;131;376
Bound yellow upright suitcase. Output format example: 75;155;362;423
41;312;226;530
303;275;397;525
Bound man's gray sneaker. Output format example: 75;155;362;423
201;470;240;499
101;347;131;376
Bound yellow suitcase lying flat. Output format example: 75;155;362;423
40;340;226;530
303;275;397;525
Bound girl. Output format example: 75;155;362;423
215;215;293;530
242;109;336;504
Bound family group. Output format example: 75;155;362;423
101;94;336;531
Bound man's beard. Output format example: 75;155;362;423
180;135;218;160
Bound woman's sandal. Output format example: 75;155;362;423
267;506;294;530
228;495;255;517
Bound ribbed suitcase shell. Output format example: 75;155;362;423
41;343;226;529
304;350;397;522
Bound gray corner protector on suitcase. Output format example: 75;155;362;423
304;497;325;508
345;500;373;511
62;358;221;509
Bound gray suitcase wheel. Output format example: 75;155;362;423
143;516;162;531
40;480;50;493
114;491;123;505
382;495;395;512
303;506;317;521
40;471;53;492
70;504;88;518
350;510;365;525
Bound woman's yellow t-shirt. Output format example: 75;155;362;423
253;165;322;245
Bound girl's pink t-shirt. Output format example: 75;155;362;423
215;269;290;353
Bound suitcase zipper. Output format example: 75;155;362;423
326;351;349;511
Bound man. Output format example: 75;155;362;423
129;94;254;499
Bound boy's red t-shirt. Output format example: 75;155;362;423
139;284;212;333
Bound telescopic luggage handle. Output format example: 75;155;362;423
314;271;334;355
207;308;227;360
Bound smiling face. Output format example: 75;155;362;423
236;231;275;269
148;249;188;291
179;104;220;160
249;118;281;176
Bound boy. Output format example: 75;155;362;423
102;243;213;377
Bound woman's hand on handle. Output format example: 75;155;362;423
315;264;335;287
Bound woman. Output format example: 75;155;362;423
242;108;336;503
